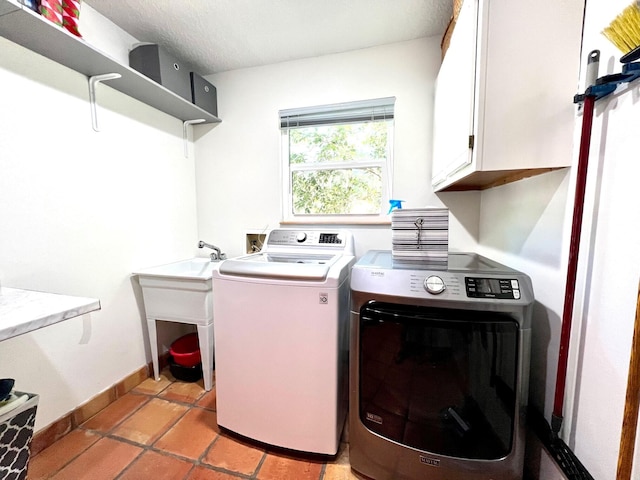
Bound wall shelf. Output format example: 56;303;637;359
0;0;221;125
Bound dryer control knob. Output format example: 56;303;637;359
424;275;446;294
296;232;307;243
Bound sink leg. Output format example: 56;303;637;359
197;323;214;391
146;317;161;381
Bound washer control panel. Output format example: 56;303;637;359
263;229;355;255
268;230;343;246
465;277;521;299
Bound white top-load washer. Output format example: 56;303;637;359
212;228;355;455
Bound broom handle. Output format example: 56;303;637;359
617;281;640;480
552;94;595;428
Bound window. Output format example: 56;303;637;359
280;97;395;220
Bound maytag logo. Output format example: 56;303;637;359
419;455;440;467
370;271;385;278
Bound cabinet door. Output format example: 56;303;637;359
431;0;478;189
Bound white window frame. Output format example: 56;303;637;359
280;97;395;224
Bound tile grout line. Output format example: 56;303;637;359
83;412;252;480
33;375;350;480
29;373;210;479
105;391;253;479
319;462;327;480
111;443;147;480
251;450;269;479
194;425;267;479
32;430;104;479
72;386;198;478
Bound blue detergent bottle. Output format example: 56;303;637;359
388;199;404;214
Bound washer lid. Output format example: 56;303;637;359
217;252;339;281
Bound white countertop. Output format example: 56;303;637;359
0;287;101;341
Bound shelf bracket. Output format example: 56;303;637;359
183;119;206;157
89;73;122;132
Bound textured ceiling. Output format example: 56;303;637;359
85;0;453;75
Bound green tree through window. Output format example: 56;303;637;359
289;122;387;215
280;97;394;219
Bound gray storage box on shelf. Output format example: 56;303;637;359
0;392;39;480
190;72;217;116
129;44;192;101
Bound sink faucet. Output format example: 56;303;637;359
198;241;226;261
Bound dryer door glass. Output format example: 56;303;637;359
358;302;519;460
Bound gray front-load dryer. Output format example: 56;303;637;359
349;250;534;480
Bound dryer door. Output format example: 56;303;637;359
358;302;519;460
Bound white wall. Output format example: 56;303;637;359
0;9;202;430
478;169;572;415
568;1;640;476
477;0;640;477
194;38;480;259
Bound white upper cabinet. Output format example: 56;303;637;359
432;0;584;191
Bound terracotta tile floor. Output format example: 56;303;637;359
28;369;364;480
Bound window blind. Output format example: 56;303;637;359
279;97;395;129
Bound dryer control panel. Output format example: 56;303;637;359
465;277;521;300
350;250;533;306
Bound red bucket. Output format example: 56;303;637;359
169;333;201;367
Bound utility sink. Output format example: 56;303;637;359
134;258;217;319
135;257;218;281
133;258;219;391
